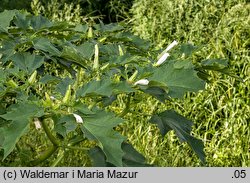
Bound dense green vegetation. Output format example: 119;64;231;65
130;0;249;166
0;0;249;167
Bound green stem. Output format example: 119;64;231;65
51;149;64;167
65;146;90;151
40;118;60;147
30;146;58;166
119;94;132;118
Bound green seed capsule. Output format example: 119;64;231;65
93;44;99;70
62;85;72;104
128;70;138;83
28;70;37;85
87;26;93;38
7;79;18;88
118;45;124;56
99;37;107;43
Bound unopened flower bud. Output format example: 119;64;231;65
165;40;178;52
156;52;170;66
73;113;83;123
134;79;149;86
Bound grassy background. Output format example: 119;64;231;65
128;0;249;166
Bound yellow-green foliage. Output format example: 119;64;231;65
129;0;250;166
31;0;83;23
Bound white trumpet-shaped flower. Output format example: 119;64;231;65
134;79;149;86
156;52;170;66
34;118;41;129
155;40;178;66
73;113;83;123
50;96;56;100
165;40;178;52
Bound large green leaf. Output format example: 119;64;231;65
100;44;119;55
33;38;61;56
74;24;88;33
89;143;152;167
10;52;44;74
61;45;87;67
76;42;95;60
178;43;199;57
30;15;52;31
150;60;205;98
0;103;44;159
122;143;153;167
77;78;135;97
55;77;74;96
142;86;169;102
114;32;151;51
0;10;17;32
150;110;205;163
0;40;17;63
53;114;78;137
39;74;61;84
201;58;228;68
13;12;30;30
80;109;125;166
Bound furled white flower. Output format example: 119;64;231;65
134;79;149;86
156;52;170;66
50;96;56;101
165;40;178;52
34;118;41;129
73;113;83;123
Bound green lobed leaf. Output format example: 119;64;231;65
30;15;52;31
13;12;30;30
77;78;135;97
122;143;153;167
88;143;152;167
33;38;61;56
52;114;78;137
149;60;205;98
114;32;151;51
39;74;61;84
141;86;169;102
0;10;17;32
61;45;87;67
76;42;95;60
150;109;205;163
88;147;113;167
80;109;126;166
0;103;44;159
74;24;88;33
178;43;199;57
100;44;119;55
107;54;146;65
55;77;74;96
77;79;112;97
201;58;228;68
10;52;44;74
73;102;95;115
101;95;117;107
0;40;17;64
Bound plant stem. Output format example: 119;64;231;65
30;146;58;166
29;118;60;166
40;118;60;147
119;94;132;117
50;144;90;166
66;146;90;151
51;148;64;167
